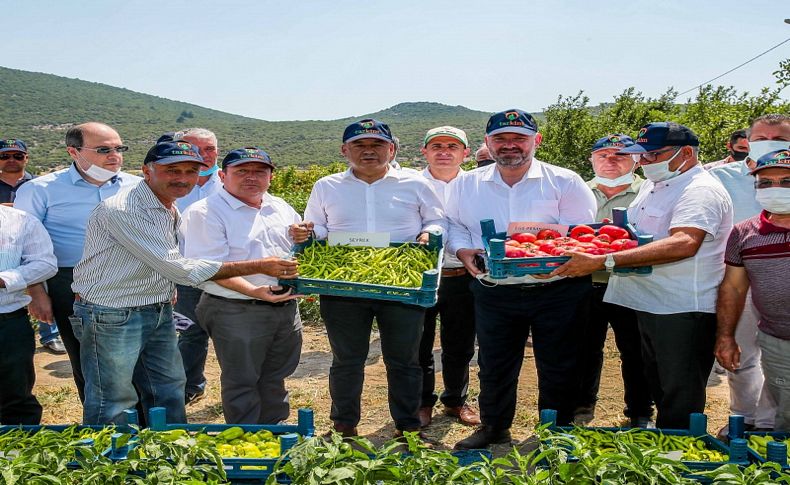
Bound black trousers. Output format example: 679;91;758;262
0;309;42;424
636;311;716;429
48;267;85;402
320;296;425;431
175;285;209;396
472;277;592;428
419;273;476;408
576;284;653;417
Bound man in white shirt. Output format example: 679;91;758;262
553;122;734;430
417;126;480;428
304;119;446;437
171;128;223;406
0;205;57;424
448;109;597;449
181;147;306;424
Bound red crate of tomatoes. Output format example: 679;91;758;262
480;208;653;279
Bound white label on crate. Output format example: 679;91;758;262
328;231;390;247
507;222;569;236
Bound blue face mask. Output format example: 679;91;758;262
199;164;219;177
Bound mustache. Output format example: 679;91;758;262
167;182;191;188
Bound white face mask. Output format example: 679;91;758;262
641;149;686;183
755;187;790;215
75;152;120;182
592;172;635;188
748;140;790;164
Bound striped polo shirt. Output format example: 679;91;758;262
72;181;222;308
725;211;790;340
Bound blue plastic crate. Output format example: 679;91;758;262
538;410;748;472
105;407;315;483
480;207;654;279
279;232;443;307
744;432;790;469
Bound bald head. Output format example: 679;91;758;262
65;122;121;148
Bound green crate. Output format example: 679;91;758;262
279;232;443;307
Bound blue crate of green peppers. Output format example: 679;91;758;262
279;231;443;307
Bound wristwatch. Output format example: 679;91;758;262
604;253;616;273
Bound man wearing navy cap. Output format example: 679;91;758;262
716;148;790;431
304;119;446;437
553;122;733;430
71;140;300;424
0;139;34;205
574;134;653;428
448;109;597;448
181;147;309;424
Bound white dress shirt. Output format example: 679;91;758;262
304;166;446;242
0;205;57;312
446;160;597;257
181;189;301;300
604;165;733;314
422;167;464;268
175;172;222;214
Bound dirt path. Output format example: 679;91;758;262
34;324;731;449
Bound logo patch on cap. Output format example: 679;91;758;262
177;142;192;150
360;120;375;129
505;111;520;121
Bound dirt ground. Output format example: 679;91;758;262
34;322;730;451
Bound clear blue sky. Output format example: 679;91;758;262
4;0;789;121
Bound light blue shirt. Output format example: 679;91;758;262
13;164;141;267
708;161;761;224
175;172;222;213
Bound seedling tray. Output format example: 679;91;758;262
480;207;653;279
280;232;443;307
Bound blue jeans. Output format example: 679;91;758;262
38;321;60;345
72;300;187;425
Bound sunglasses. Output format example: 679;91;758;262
0;153;26;161
78;145;129;154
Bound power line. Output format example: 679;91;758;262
676;36;790;98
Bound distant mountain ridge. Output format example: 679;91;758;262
0;67;502;171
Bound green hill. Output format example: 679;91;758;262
0;66;502;172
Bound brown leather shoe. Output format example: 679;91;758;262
444;404;481;426
418;406;433;428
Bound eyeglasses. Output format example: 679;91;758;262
0;153;26;161
78;145;129;154
630;147;681;164
755;178;790;189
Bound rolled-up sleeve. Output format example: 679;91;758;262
103;208;221;286
0;216;57;292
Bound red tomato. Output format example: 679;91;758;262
537;229;562;240
586;248;605;255
505;247;527;258
554;237;577;245
569;225;595;239
575;233;595;243
575;242;598;250
610;239;639;252
511;232;537;244
550;247;568;256
539;242;557;253
505;239;521;247
595;234;612;243
599;225;630;241
592;238;610;248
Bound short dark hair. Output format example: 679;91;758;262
65;126;84;148
728;129;748;146
750;114;790;131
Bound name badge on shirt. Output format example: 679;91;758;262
328;232;391;247
507;222;569;236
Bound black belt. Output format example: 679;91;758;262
0;307;28;320
74;295;169;312
206;293;295;308
441;267;468;277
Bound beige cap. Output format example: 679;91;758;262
423;126;468;148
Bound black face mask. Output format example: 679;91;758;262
730;150;748;161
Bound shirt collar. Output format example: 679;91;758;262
483;159;544;185
218;186;268;211
343;165;401;183
421;166;464;182
758;210;790;234
136;180;169;210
